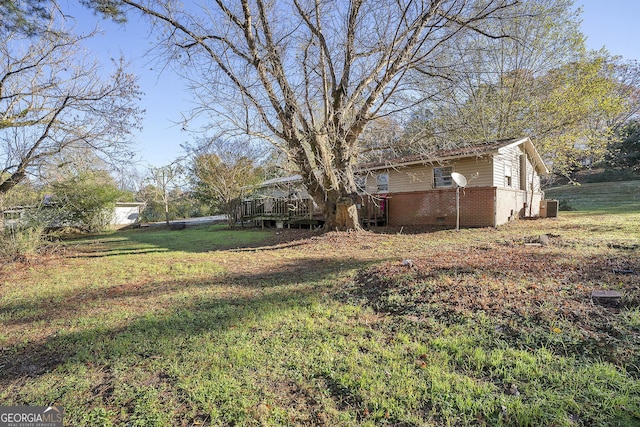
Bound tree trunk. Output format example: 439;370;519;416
227;211;236;228
0;170;26;195
323;195;362;231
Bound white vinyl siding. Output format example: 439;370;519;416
386;165;432;192
494;144;542;191
454;158;493;187
493;145;524;189
384;157;492;193
359;173;389;194
361;148;542;194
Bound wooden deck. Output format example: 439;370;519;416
241;198;319;227
357;194;388;227
241;195;388;227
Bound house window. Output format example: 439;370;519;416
355;176;366;194
376;173;388;192
504;165;513;187
433;167;453;188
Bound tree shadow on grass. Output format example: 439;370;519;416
0;256;381;385
71;247;171;257
68;225;317;256
1;287;309;383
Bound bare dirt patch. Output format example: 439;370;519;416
342;244;640;369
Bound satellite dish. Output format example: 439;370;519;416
451;172;467;231
451;172;467;188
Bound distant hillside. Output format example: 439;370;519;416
545;168;640;186
544;181;640;213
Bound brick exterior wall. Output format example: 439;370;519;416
387;187;497;228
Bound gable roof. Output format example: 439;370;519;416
253;137;549;189
257;175;303;187
359;137;549;174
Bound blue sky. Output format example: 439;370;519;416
579;1;640;59
70;3;195;168
73;1;640;168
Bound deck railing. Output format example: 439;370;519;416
242;195;387;226
241;198;314;219
357;195;388;226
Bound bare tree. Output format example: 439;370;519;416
414;0;584;138
144;162;185;225
189;140;264;227
608;57;640;130
0;16;142;195
89;0;518;230
407;0;640;180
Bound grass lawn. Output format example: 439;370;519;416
545;180;640;213
1;214;639;426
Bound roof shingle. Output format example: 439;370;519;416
357;137;526;170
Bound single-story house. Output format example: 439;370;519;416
242;137;551;228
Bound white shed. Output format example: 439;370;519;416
111;202;145;228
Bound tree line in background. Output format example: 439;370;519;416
83;0;640;229
0;138;270;232
1;0;639;242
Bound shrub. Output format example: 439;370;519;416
51;171;124;232
584;168;640;183
0;224;48;261
558;199;574;211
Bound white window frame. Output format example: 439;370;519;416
376;173;389;193
433;166;453;188
504;165;513;187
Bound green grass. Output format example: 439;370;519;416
1;216;639;426
545;180;640;213
61;223;273;255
